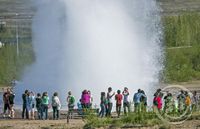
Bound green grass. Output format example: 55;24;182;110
84;112;163;129
163;12;200;83
0;43;35;86
84;110;200;128
0;26;34;86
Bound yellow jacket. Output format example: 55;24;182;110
185;96;191;106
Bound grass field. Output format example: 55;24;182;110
162;13;200;83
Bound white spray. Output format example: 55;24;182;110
16;0;163;106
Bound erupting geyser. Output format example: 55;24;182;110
16;0;163;105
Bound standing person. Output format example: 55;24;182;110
3;88;11;118
192;91;199;111
99;92;106;117
67;91;75;119
163;93;174;114
140;90;147;112
77;99;83;115
177;90;186;113
185;92;191;111
122;87;130;115
115;90;123;118
153;92;163;111
36;93;42;119
133;89;146;112
41;92;49;120
22;90;29;119
52;92;61;120
81;90;90;109
106;87;115;117
26;92;32;119
9;89;15;118
30;92;35;119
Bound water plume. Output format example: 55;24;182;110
16;0;163;106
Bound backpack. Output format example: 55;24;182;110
69;96;75;105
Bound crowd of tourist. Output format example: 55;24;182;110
1;86;200;120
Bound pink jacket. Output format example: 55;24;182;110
81;93;90;104
156;96;162;109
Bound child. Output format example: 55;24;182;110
52;92;61;120
77;99;83;115
115;90;123;117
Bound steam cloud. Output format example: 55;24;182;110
16;0;163;105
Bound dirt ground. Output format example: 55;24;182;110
0;119;200;129
0;119;85;129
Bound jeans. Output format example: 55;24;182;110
22;104;29;119
37;107;42;119
134;103;141;112
106;103;113;117
42;104;48;120
123;102;130;115
52;106;59;119
99;104;105;117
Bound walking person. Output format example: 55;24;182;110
22;90;29;119
52;92;61;120
122;87;130;115
106;87;115;117
41;92;49;120
67;91;75;119
115;90;123;118
99;92;106;117
36;93;42;119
